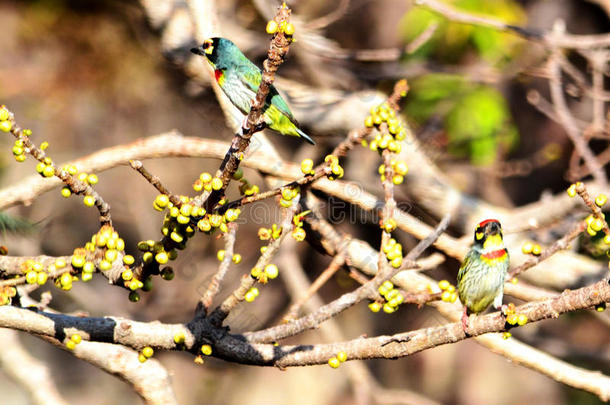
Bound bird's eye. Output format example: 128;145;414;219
203;40;214;54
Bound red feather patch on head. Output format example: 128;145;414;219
214;69;223;82
477;218;500;229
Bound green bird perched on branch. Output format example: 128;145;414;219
190;37;315;145
457;219;509;333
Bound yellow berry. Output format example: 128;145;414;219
244;291;256;302
596;194;608;207
66;340;76;350
266;20;278;34
506;313;518;325
0;108;9;121
83;195;95;207
138;354;147;363
591;218;604;232
42;165;55;178
264;264;279;279
521;241;533;254
36;272;48;285
0;120;12;132
99;260;112;271
232;254;242;264
105;249;118;262
292;227;306;242
336;351;347;362
122;269;133;281
155;252;169;264
383;219;397;233
368;302;382;312
197;219;212;232
71;255;85;268
567;184;577;197
284;22;295;36
394;161;408;176
300;158;314;174
123;255;135;265
174;332;186;344
516;314;528;326
82;261;95;273
201;344;212;356
87;174;98;185
383;303;396;313
217;250;225;261
25;271;37;284
531;244;542;256
502;332;512;339
251;267;262;278
211;177;223;190
142;346;154;358
328;357;340;368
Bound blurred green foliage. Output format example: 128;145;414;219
400;0;525;165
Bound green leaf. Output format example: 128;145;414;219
446;86;517;165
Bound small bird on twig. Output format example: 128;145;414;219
457;219;509;334
191;37;315;145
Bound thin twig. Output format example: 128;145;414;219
199;223;238;312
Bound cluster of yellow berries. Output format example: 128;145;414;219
137;239;176;269
12;138;28;162
244;286;260;302
154;194;240;245
192;172;223;193
0;106;12;133
585;214;610;238
35;157;56;178
280;186;299;208
82;226;128;276
328;351;348;368
65;333;82;350
378;159;409;186
291;211;309;242
250;263;279;285
362;102;407;153
438;279;458;303
521;241;542;256
0;285;17;306
258;224;283;241
368;280;405;314
216;249;242;264
503;303;528;326
22;259;51;286
138;346;155;363
381;238;404;269
58;165;100;207
324;155;344;180
265;19;295;36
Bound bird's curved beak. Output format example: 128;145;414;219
190;46;205;56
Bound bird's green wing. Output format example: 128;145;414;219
240;68;297;122
457;251;472;284
0;212;35;235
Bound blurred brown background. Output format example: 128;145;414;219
0;1;608;404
